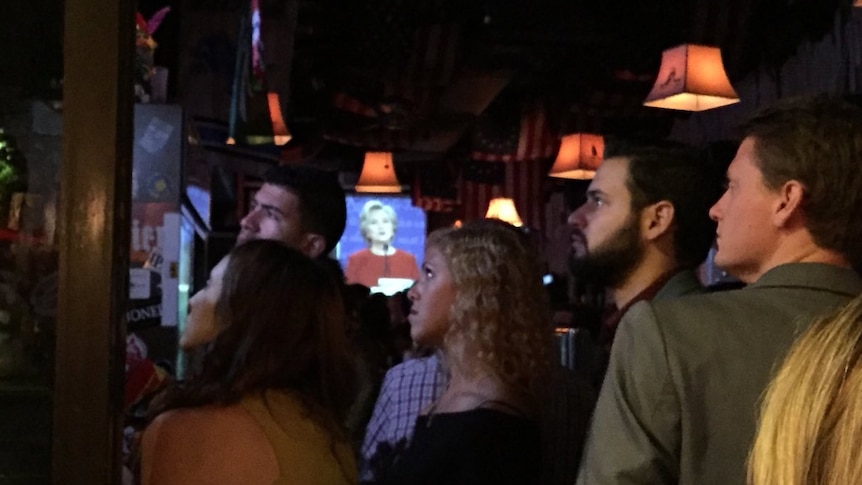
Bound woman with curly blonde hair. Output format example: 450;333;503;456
382;218;553;485
748;293;862;485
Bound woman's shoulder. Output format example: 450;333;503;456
150;403;250;430
146;404;272;454
142;404;278;485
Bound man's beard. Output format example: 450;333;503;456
569;215;644;289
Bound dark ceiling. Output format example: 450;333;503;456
169;0;851;167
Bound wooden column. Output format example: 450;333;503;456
53;0;134;482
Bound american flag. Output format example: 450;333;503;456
463;160;505;185
460;97;555;227
411;164;457;213
471;99;557;162
459;158;550;229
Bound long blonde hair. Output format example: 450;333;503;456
748;294;862;485
426;220;553;407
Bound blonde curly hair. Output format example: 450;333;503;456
426;219;553;403
748;293;862;485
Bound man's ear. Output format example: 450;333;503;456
772;180;805;227
641;200;675;241
301;233;327;258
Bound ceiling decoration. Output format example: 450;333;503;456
179;0;852;224
259;0;848;158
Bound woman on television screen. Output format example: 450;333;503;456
345;200;419;290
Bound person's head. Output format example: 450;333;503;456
359;200;397;247
709;95;862;282
180;254;229;351
407;219;552;397
567;141;721;288
748;294;862;485
166;240;355;432
237;165;347;258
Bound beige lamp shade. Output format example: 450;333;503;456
356;152;401;193
643;44;740;111
485;197;523;227
548;133;605;179
267;92;292;146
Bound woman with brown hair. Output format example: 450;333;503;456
141;239;357;485
382;219;554;484
748;293;862;485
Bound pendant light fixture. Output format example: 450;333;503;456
643;44;739;111
485;197;523;227
548;133;604;180
355;152;401;193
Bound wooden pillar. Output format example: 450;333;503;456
53;0;134;482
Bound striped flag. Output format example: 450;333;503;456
411;165;457;213
459;159;549;229
471;99;557;162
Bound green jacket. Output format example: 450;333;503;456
577;263;862;485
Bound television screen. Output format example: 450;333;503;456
335;194;427;295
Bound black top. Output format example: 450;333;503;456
382;408;541;485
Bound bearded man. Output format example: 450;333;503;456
568;141;723;354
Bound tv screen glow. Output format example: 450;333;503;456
336;194;426;295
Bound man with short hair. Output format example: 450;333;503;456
576;95;862;485
568;141;723;355
237;164;347;258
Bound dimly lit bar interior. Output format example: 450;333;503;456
1;0;861;483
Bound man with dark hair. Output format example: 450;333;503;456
577;95;862;485
568;141;723;354
237;164;347;258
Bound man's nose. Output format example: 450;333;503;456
708;195;724;222
241;207;261;228
567;204;586;228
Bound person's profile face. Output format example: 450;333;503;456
567;157;640;258
407;246;455;347
237;184;309;252
708;136;781;282
181;256;229;350
566;157;646;287
365;208;394;245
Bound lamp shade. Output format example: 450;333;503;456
643;44;739;111
548;133;604;180
356;152;401;193
267;92;292;146
485;197;523;227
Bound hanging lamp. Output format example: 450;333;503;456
355;152;401;193
548;133;604;180
266;92;292;146
643;44;739;111
485;197;523;227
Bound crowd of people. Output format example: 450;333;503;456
127;94;862;485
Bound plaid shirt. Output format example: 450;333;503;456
358;355;596;485
359;354;448;482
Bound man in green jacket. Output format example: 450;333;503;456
576;95;862;485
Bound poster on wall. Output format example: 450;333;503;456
126;203;180;330
126;104;184;330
